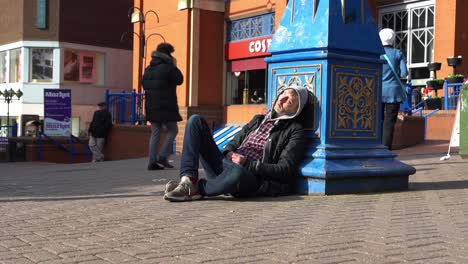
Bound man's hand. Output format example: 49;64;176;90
231;153;246;165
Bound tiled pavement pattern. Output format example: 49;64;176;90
0;152;467;263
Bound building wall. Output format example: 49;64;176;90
197;10;224;105
434;0;457;79
23;0;60;41
0;0;24;45
133;0;190;102
226;0;277;19
454;0;468;76
59;0;132;50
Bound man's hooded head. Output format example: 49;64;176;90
271;86;309;120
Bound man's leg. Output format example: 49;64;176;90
88;136;99;162
165;115;224;201
199;159;260;197
148;122;164;170
179;115;224;178
158;122;178;168
95;138;105;161
382;103;400;150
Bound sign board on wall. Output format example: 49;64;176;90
225;36;272;60
64;49;96;83
44;89;72;136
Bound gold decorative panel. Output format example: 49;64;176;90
330;65;380;139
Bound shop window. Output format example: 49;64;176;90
9;48;22;83
380;4;434;70
0;51;6;83
228;70;266;105
31;48;53;82
227;13;275;42
64;49;104;85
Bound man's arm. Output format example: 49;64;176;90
245;125;306;183
170;67;184;86
88;112;97;135
222;115;263;156
105;112;113;131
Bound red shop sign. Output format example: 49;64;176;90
225;36;272;60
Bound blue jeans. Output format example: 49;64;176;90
180;115;260;197
149;122;178;164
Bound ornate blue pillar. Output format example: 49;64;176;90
266;0;416;194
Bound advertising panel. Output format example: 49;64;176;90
44;89;72;136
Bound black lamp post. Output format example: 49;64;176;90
122;7;165;93
0;88;23;137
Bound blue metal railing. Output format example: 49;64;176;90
38;132;91;163
443;79;465;110
105;89;145;125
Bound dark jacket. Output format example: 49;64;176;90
142;52;183;123
222;114;306;193
88;109;113;138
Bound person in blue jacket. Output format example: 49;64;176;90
379;28;408;150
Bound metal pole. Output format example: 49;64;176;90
6;98;10;137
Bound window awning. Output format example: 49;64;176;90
228;57;267;72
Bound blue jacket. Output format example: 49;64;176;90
380;47;408;103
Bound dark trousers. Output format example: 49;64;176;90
180;115;260;196
382;103;400;150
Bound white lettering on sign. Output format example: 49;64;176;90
248;38;272;53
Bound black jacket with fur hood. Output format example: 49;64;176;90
142;52;183;123
222;86;309;194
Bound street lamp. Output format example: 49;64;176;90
122;6;165;93
0;88;23;137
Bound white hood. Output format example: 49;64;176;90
268;86;309;120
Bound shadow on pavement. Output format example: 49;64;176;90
0;192;164;203
201;195;304;202
410;180;468;191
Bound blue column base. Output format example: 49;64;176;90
296;174;409;195
296;145;416;195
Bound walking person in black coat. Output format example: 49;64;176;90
88;102;113;162
142;43;184;170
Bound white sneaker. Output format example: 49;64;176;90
164;176;202;202
164;180;179;194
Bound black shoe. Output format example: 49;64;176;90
158;157;174;169
147;163;164;170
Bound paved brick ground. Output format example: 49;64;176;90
0;149;467;263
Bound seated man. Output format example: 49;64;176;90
164;86;309;202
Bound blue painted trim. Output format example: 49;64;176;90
266;51;384;64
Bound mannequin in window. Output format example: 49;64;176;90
250;90;263;104
64;52;79;81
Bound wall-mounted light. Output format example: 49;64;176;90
234;71;241;77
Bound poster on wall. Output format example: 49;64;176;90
63;49;96;83
79;52;96;83
63;50;80;81
44;89;72;136
31;48;53;81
